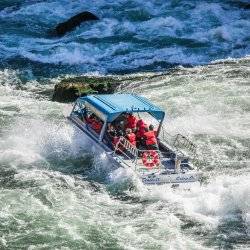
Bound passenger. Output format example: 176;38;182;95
112;130;124;153
144;125;158;150
91;118;103;134
107;123;116;137
125;128;136;146
85;114;95;125
135;119;147;149
113;114;125;130
136;119;147;139
112;132;120;147
117;120;125;133
125;113;138;129
149;124;157;136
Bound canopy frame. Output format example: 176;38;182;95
77;94;165;123
74;94;166;141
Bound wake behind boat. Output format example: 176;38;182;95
68;94;202;187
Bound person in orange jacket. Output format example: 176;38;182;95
125;113;138;130
144;124;158;150
125;128;136;146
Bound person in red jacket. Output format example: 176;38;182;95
135;119;146;138
112;130;124;153
125;113;138;130
91;117;103;134
149;124;157;136
112;133;120;147
144;125;158;150
125;128;136;146
135;119;148;149
85;114;95;125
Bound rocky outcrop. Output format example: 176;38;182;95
55;11;99;36
52;76;119;102
51;73;169;103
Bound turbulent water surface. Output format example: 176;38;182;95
0;1;250;250
1;0;250;75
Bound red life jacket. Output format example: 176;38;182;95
144;131;157;145
136;127;144;138
126;115;137;129
136;123;148;138
126;133;136;146
91;121;102;133
136;119;144;128
86;117;94;124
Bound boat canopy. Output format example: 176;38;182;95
77;94;165;122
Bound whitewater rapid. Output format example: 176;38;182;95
0;57;249;249
0;0;250;248
0;0;250;74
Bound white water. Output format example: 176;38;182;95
0;57;249;249
0;0;249;73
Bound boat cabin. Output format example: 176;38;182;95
71;94;165;147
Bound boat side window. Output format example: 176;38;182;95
73;102;85;120
81;108;92;123
84;111;104;135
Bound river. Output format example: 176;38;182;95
0;1;249;249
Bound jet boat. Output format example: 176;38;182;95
68;94;202;187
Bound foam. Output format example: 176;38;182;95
0;3;249;247
136;173;250;237
0;0;249;71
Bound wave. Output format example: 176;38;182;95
0;64;249;249
0;0;249;74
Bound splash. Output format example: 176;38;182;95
0;50;250;249
0;0;249;74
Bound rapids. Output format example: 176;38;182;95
0;58;249;249
0;1;250;249
0;0;250;75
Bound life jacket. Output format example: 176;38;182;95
91;120;102;133
126;115;138;129
86;116;94;124
136;123;147;138
144;130;157;145
136;119;144;127
126;133;136;146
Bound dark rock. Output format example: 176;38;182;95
228;1;250;10
52;76;119;103
55;11;99;36
52;82;94;102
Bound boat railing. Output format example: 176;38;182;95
159;127;198;161
113;137;138;162
113;137;163;170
